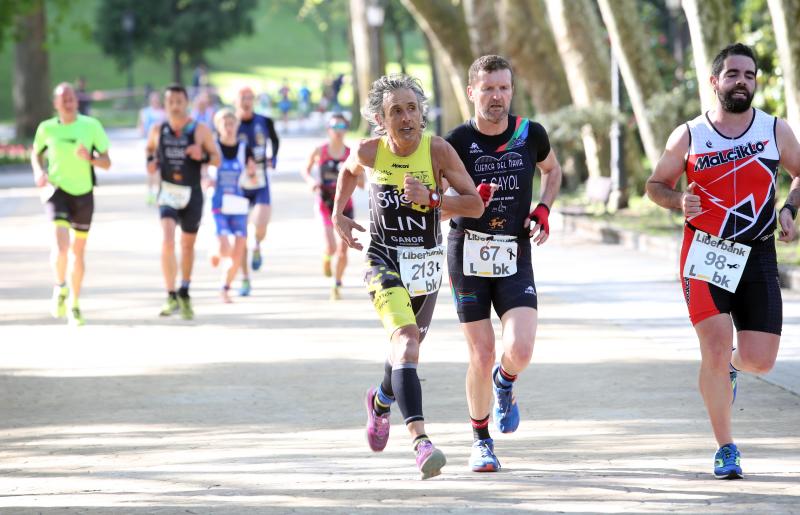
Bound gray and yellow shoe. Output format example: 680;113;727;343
51;285;68;319
177;294;194;320
159;295;179;317
67;306;86;327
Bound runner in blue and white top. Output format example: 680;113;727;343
208;108;256;303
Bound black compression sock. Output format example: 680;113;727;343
392;364;424;425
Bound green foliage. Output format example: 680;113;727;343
538;102;621;156
94;0;258;71
0;0;79;52
734;0;784;117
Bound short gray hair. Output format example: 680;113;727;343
362;74;429;135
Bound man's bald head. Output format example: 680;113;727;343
53;82;78;120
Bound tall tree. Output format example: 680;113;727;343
545;0;611;178
682;0;733;111
12;1;51;139
399;0;473;122
349;0;386;134
463;0;500;57
498;0;571;114
768;0;800;131
95;0;257;84
598;0;665;168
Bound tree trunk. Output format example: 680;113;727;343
768;0;800;132
598;0;665;167
385;1;407;75
350;0;386;134
346;12;362;132
425;34;465;134
499;0;571;114
545;0;611;178
173;48;183;85
399;0;472;121
682;0;732;111
13;1;51;139
463;0;500;57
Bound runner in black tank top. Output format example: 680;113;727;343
444;55;563;473
146;84;220;320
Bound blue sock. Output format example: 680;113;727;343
376;384;394;406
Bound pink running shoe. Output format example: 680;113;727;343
365;387;390;452
415;440;447;479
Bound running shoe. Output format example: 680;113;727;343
469;438;500;472
51;285;68;319
492;365;520;433
323;257;332;278
239;278;251;297
415;440;446;480
730;365;738;405
251;248;263;271
330;285;341;301
177;294;194;320
68;306;85;326
364;387;390;452
714;443;743;479
159;296;179;317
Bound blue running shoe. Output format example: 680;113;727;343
492;365;520;433
730;366;738;405
251;248;263;271
714;443;743;479
239;278;251;297
469;438;500;472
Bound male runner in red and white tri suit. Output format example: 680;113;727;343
647;43;800;480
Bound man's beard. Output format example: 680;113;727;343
481;104;508;123
719;87;754;113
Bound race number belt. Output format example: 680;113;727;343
398;245;445;298
158;181;192;210
221;193;249;215
463;229;518;277
682;230;751;293
239;169;266;190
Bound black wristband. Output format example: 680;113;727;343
782;203;798;220
146;154;155;163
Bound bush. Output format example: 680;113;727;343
0;144;31;166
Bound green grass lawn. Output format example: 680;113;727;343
0;0;431;125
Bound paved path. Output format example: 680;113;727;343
0;135;798;513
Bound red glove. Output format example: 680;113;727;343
477;183;493;206
528;203;550;236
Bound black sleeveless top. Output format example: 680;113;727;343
446;115;550;236
158;120;202;188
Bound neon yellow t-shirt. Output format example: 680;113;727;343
33;115;110;196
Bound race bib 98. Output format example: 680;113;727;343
682;230;750;293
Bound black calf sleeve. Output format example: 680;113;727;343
392;363;424;424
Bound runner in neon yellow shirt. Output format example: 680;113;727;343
31;82;111;326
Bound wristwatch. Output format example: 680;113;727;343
428;190;441;208
782;203;798;220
